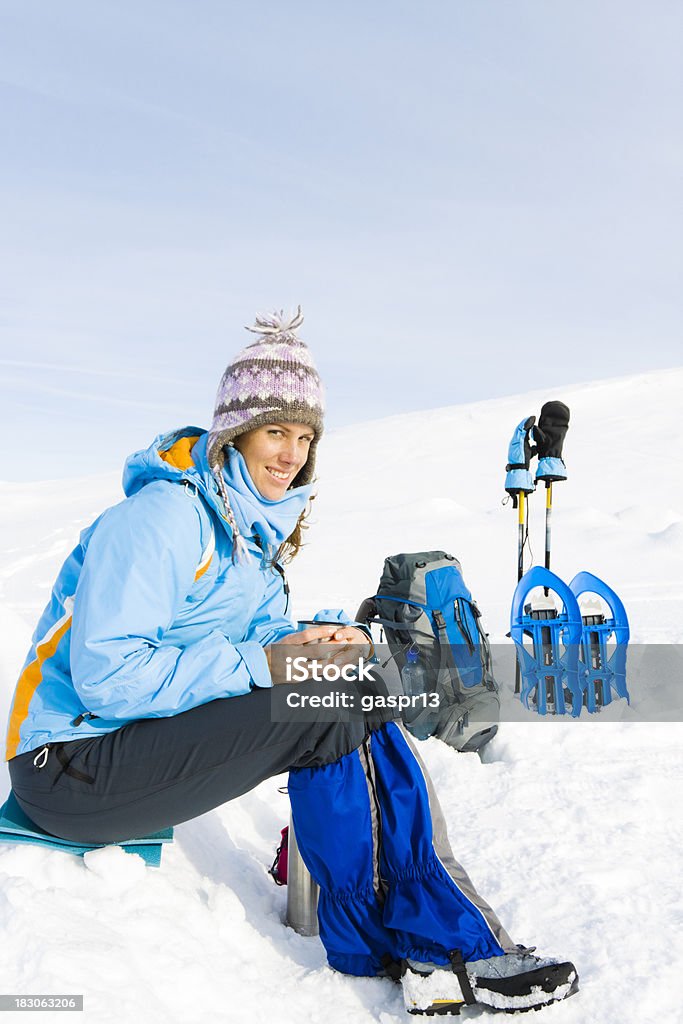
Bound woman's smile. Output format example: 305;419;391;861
267;466;293;482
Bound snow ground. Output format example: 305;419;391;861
1;368;682;1023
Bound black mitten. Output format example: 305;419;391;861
534;401;570;482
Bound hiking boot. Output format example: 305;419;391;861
401;949;578;1015
467;950;579;1012
401;958;467;1016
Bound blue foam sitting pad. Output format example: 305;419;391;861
0;791;173;868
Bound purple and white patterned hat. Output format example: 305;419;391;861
207;307;325;486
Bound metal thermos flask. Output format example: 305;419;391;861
285;814;319;936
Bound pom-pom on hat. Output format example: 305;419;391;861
207;306;324;487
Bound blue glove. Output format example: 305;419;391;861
505;416;537;502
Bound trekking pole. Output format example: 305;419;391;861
533;402;570;593
545;482;552;573
518;491;527;584
504;417;537;693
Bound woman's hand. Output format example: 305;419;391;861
265;624;372;684
322;626;373;659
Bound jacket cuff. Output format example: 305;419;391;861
235;641;272;689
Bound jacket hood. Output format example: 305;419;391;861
121;427;312;554
123;427;226;520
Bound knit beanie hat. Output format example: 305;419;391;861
207;307;324;562
207;307;324;485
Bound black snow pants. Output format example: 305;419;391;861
8;683;371;844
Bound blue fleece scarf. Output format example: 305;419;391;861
223;447;313;553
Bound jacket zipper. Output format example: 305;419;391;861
70;712;99;727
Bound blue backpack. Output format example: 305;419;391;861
357;551;499;752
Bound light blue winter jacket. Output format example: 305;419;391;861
6;427;349;760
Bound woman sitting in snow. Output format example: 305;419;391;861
5;309;577;1015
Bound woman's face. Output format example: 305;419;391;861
234;422;314;499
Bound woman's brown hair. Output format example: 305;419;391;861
274;494;315;565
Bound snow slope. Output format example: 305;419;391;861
1;368;682;1023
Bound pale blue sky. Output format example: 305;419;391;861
1;0;681;479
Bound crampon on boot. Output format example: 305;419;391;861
401;949;579;1015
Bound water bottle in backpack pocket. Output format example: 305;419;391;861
399;645;441;741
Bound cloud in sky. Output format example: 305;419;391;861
1;0;681;478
